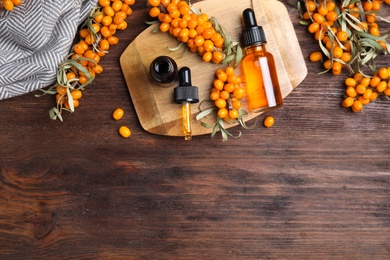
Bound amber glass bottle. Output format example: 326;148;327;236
241;8;283;112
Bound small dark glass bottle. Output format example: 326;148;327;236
149;56;178;87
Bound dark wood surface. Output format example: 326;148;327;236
1;0;390;259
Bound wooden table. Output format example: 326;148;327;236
1;0;389;259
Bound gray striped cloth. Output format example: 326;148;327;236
0;0;97;100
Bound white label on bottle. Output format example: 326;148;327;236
259;57;276;107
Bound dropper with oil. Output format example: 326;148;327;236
174;67;199;140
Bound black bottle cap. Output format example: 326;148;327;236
150;56;178;84
174;67;199;104
242;8;267;47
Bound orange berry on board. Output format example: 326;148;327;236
233;87;245;99
215;98;226;109
228;109;239;119
263;116;275;128
232;99;242;110
219;90;230;100
217;108;228;118
223;83;235;93
202;52;212;63
210;91;219;101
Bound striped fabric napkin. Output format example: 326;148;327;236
0;0;97;100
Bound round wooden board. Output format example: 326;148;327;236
120;0;307;137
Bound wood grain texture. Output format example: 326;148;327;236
0;0;390;259
120;0;307;137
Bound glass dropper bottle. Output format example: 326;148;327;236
174;67;199;140
241;8;283;112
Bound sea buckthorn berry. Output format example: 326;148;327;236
384;88;390;96
233;87;245;99
309;51;322;62
353;73;363;83
363;88;373;100
263;116;275;128
345;78;357;88
308;22;320;33
352;100;363;112
346;86;357;98
210;91;219;101
332;61;342;75
378;67;389;80
370;76;381;87
326;11;338;22
119;126;131;138
336;30;348;42
217;108;228;118
305;0;316;12
376;81;387;92
228;109;239;119
317;4;328;16
112;108;124;120
355;84;366;95
370;91;379;101
148;0;160;7
219;91;230;100
215;98;226;109
342;97;354;108
71;90;83;100
202;52;212;62
358;96;370;105
333;46;343;59
232;100;242;110
223;83;235;93
340;52;351;63
313;13;325;24
360;77;370;87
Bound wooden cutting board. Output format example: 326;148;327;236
120;0;307;137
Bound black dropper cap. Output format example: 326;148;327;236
242;8;267;48
174;67;199;104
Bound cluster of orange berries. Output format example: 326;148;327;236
342;67;390;112
1;0;21;11
54;0;134;114
303;0;390;75
209;66;245;120
148;0;225;64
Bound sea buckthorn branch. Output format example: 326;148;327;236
147;0;243;66
299;0;390;113
196;66;257;142
37;0;135;121
299;0;390;76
